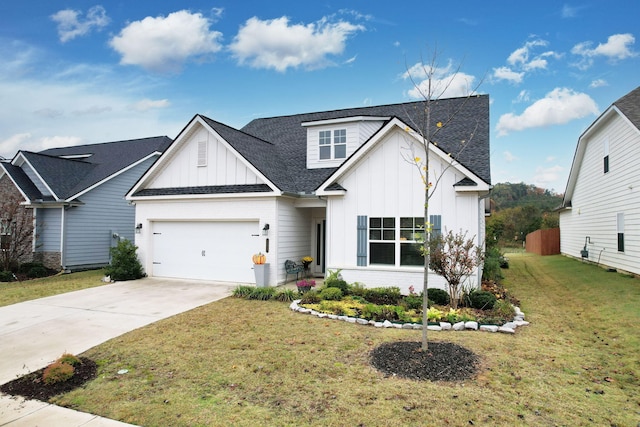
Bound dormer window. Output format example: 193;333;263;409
319;129;347;160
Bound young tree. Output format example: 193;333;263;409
402;52;484;350
428;230;484;309
0;192;34;271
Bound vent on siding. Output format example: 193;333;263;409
197;140;207;167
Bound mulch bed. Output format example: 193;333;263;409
0;357;97;401
370;341;479;381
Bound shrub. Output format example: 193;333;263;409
232;285;254;298
401;295;423;311
360;303;382;321
42;362;75;385
57;353;82;366
325;279;350;294
492;299;516;319
247;287;276;301
363;287;402;305
319;287;343;301
0;271;14;282
349;282;367;297
299;290;321;304
105;239;144;281
482;246;504;282
274;289;296;302
468;290;497;310
18;262;44;274
427;288;450;306
27;265;49;278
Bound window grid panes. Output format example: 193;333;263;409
318;129;347;160
369;217;425;266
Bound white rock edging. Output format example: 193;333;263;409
289;300;529;333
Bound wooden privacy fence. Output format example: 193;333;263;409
525;228;560;256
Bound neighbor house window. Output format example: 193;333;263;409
617;213;624;252
319;129;347;160
0;219;11;250
366;216;427;266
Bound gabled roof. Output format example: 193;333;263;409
240;95;491;193
561;86;640;208
5;136;172;203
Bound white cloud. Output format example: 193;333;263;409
515;90;530;103
109;10;223;73
590;79;608;88
0;133;32;156
507;39;548;67
533;165;563;188
229;16;364;72
493;66;524;84
504;151;517;162
40;136;84;150
496;87;598;136
571;33;637;69
131;99;171;112
403;61;476;99
561;4;579;18
51;5;110;43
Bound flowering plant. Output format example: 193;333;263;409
301;256;313;268
296;279;316;293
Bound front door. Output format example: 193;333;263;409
312;219;326;276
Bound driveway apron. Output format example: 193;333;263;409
0;277;237;425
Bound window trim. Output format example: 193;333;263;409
318;128;347;161
367;216;427;267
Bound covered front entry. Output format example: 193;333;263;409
151;221;259;282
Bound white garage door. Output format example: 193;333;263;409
152;221;260;283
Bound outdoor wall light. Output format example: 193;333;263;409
135;223;143;233
262;223;270;236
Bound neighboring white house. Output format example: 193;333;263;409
559;86;640;274
126;97;492;292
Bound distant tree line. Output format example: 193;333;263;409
486;182;563;248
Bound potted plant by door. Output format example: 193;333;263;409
252;253;269;287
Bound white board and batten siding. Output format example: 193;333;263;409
147;126;261;189
325;130;483;294
560;112;640;275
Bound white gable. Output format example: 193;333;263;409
304;116;388;169
146;123;264;189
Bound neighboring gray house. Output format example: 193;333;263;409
127;97;491;292
559;86;640;274
0;136;172;271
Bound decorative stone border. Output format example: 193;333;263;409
289;300;530;334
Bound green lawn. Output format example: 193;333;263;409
46;255;640;426
0;269;106;307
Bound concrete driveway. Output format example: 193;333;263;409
0;277;237;425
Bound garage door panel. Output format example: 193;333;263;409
152;221;259;282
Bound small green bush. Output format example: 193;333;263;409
427;288;450;306
468;290;497;310
349;282;367;297
232;285;254;298
482;246;504;282
360;303;382;321
0;271;14;282
274;289;296;302
325;279;350;294
299;290;321;304
57;353;82;366
105;239;144;281
27;265;49;278
42;362;75;385
402;295;423;311
247;287;276;300
492;299;516;319
319;287;343;301
363;287;402;305
18;262;44;274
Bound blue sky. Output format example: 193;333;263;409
0;1;638;193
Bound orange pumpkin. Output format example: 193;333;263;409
252;252;266;264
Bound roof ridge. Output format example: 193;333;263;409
38;135;171;153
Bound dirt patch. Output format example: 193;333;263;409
370;341;479;381
0;357;97;401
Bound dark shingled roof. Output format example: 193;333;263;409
0;162;47;201
613;86;640;130
7;136;171;201
31;136;172;200
239;95;491;193
134;184;272;197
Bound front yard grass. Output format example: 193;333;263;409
49;254;640;426
0;269;106;307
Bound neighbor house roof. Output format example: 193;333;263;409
4;136;172;203
238;95;491;194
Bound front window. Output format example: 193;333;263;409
0;219;12;250
319;128;347;160
369;217;424;266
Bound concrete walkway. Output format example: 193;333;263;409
0;277;237;426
